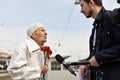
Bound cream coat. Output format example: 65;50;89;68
7;37;46;80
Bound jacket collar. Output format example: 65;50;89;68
93;7;106;26
26;37;40;53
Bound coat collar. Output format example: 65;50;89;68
26;37;40;53
93;7;106;26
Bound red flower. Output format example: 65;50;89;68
41;46;52;59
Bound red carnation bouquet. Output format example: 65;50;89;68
40;45;52;80
41;46;52;65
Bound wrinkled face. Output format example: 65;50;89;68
31;27;47;45
80;0;93;18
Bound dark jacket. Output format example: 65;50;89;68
111;8;120;24
89;7;120;80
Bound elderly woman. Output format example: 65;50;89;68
7;22;48;80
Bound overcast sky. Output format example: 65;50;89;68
0;0;119;60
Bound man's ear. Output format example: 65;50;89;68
89;0;95;6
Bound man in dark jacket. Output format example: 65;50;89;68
78;0;120;80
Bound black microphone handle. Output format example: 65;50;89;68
70;61;90;65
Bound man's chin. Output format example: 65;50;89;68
86;16;91;18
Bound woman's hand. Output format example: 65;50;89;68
40;65;48;74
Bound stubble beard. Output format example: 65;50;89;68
86;9;93;18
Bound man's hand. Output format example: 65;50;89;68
78;65;89;78
89;56;100;67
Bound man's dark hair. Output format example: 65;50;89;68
80;0;102;6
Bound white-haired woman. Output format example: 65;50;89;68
7;22;49;80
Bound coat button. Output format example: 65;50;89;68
98;40;100;42
101;72;104;75
107;32;110;35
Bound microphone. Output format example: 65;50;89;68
69;61;89;65
55;54;76;76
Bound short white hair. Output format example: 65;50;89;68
27;22;44;37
